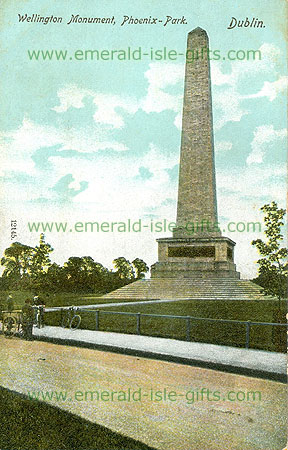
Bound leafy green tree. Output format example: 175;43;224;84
1;242;34;287
81;256;109;293
45;263;66;292
63;257;85;291
30;234;53;287
62;256;109;292
132;258;149;279
252;201;288;312
113;257;135;284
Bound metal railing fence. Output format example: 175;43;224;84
55;308;288;349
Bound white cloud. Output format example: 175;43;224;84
211;64;233;87
52;64;185;129
52;85;139;128
0;117;128;177
48;142;178;214
246;125;287;165
0;115;131;205
215;141;233;153
141;63;183;114
217;163;286;204
213;87;249;130
0;118;39;177
52;85;93;113
211;43;284;130
242;76;288;102
211;43;281;88
92;93;139;128
174;112;182;130
52;64;185;128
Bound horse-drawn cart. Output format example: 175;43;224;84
1;310;22;337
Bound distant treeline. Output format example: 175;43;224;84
0;234;149;294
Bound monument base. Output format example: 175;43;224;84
150;263;240;279
150;236;240;279
101;278;274;301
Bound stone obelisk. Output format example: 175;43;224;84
174;28;219;238
151;27;240;279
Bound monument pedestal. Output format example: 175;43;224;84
151;236;240;279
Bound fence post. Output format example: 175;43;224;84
95;310;99;331
186;317;191;342
136;313;141;335
245;321;251;349
60;308;63;326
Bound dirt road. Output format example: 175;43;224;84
0;336;286;450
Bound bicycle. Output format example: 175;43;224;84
61;306;81;330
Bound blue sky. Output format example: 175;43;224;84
0;0;287;278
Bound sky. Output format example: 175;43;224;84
0;0;287;279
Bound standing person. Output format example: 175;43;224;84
33;295;40;306
33;295;40;325
37;303;45;328
6;293;14;312
21;299;34;340
33;295;45;328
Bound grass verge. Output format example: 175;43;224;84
0;386;155;450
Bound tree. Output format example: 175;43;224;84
1;242;34;287
62;256;109;293
45;263;66;292
30;234;54;288
80;257;109;293
63;257;86;291
252;201;288;312
113;257;135;284
132;258;149;279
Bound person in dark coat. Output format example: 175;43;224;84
22;299;34;340
6;293;14;312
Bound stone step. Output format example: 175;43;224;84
101;278;277;301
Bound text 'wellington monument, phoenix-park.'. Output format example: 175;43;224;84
103;28;267;301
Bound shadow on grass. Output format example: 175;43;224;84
0;386;156;450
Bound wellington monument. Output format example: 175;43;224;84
151;27;239;280
103;28;267;301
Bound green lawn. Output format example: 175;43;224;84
98;298;286;320
0;290;157;310
0;291;102;310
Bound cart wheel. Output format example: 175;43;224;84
3;317;17;337
70;315;81;330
